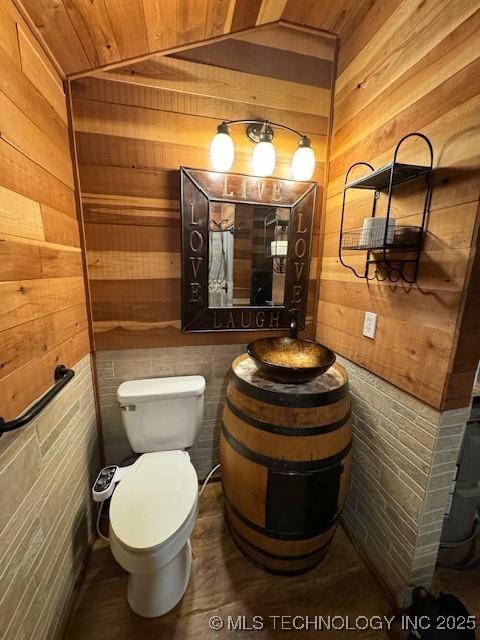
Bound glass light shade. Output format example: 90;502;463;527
291;143;316;180
252;140;276;177
210;131;234;171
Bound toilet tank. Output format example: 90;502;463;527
117;376;206;453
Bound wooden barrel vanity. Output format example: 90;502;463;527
220;354;352;575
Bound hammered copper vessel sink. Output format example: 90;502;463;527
247;337;336;384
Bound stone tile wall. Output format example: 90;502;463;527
0;355;100;640
95;345;246;478
337;355;469;607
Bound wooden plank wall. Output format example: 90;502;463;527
18;0;322;76
71;28;335;350
316;1;480;410
0;0;89;422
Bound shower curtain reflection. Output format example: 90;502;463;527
209;220;234;307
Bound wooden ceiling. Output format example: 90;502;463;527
172;25;334;88
16;0;371;77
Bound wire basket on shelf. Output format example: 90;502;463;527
341;225;422;251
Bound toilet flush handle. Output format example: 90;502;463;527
121;404;136;411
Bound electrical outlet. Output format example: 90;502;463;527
363;312;377;339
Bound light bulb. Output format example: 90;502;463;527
291;137;315;180
210;123;234;171
252;140;276;177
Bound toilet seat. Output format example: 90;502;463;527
110;451;198;553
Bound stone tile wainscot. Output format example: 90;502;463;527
337;355;469;607
0;355;100;640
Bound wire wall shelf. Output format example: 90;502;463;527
345;162;431;191
338;133;433;283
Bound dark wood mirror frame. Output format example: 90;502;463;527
181;167;316;333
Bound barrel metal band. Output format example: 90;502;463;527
221;424;352;472
225;395;351;436
227;520;332;561
224;495;340;540
230;369;348;408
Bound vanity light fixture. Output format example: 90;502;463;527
251;122;276;177
209;122;235;171
291;136;316;181
209;119;316;180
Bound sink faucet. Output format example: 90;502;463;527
289;309;298;339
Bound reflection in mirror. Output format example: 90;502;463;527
208;203;290;308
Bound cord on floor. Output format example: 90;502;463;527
200;464;221;496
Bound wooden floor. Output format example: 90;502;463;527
65;482;394;639
433;535;480;621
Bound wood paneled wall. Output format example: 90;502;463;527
0;0;89;421
18;0;342;77
316;1;480;410
0;4;99;637
71;28;335;350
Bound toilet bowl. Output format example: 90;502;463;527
109;450;199;617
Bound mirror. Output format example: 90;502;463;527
181;168;316;333
208;203;290;308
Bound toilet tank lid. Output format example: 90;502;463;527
117;375;206;403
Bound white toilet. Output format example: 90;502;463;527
109;375;206;618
